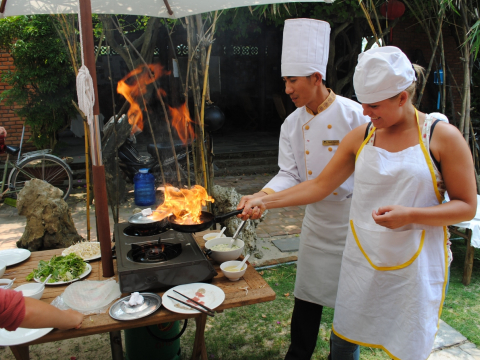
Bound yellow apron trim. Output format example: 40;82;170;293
355;124;376;162
415;108;443;204
332;326;401;360
350;220;425;271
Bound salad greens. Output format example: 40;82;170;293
26;253;87;283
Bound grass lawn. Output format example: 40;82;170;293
1;238;478;360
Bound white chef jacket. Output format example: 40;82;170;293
263;90;368;198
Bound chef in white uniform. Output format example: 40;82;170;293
240;46;477;360
238;18;368;360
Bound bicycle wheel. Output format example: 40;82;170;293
9;154;73;200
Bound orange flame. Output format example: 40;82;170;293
152;185;214;224
169;103;195;144
117;63;170;133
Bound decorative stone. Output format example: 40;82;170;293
211;184;266;259
16;179;83;251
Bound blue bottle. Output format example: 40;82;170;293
133;168;156;206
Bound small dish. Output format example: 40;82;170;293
220;260;247;281
14;283;44;300
203;233;226;242
0;279;14;289
0;260;6;278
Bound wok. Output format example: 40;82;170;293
168;210;243;233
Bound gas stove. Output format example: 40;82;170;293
114;222;217;293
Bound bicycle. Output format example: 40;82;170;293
0;143;74;202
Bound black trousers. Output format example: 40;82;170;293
284;297;325;360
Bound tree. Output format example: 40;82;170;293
0;15;76;149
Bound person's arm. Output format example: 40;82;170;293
372;122;477;228
239;126;363;219
20;297;84;330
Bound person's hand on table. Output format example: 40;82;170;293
59;309;84;330
237;193;267;220
21;297;84;330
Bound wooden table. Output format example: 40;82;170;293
5;230;276;360
449;226;475;286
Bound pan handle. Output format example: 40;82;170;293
213;209;243;223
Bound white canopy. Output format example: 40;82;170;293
2;0;334;18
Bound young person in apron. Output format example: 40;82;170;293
238;19;368;359
239;46;477;360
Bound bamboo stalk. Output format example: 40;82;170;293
357;0;381;47
84;122;91;240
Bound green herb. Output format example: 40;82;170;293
26;253;87;283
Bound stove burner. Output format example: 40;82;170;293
128;242;182;263
123;224;166;237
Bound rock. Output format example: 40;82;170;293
211;184;266;258
16;179;83;251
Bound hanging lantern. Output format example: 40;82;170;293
380;0;406;42
380;0;405;20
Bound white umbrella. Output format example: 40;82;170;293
2;0;334;18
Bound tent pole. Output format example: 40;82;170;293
79;0;114;277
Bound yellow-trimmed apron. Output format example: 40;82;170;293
332;111;448;360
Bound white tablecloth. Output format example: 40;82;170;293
450;194;480;248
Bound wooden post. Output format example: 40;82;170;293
78;0;114;277
462;228;475;286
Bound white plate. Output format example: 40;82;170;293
61;242;101;262
34;263;92;285
0;327;53;346
162;283;225;315
0;249;31;267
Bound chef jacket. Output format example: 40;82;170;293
263;90;368;199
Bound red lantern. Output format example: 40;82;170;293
380;0;405;20
380;0;405;42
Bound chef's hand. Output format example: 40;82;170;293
237;195;267;220
237;192;267;220
372;205;411;229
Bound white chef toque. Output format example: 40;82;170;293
354;46;416;103
281;18;331;78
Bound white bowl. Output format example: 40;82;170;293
220;260;247;281
0;260;6;278
203;233;226;242
0;279;14;290
204;237;244;263
14;283;45;300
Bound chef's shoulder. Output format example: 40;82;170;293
334;95;369;127
279;106;305;131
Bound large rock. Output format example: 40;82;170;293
211;184;267;259
16;179;83;251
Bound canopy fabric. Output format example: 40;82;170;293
2;0;334;18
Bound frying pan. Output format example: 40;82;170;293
168;210;243;233
128;212;170;231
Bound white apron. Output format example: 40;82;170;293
295;198;351;308
332;112;449;360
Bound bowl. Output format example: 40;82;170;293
204;237;244;263
203;233;226;242
0;279;14;290
0;260;6;278
14;283;45;300
220;260;247;281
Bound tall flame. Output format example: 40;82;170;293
152;185;214;224
169;103;195;144
117;63;169;133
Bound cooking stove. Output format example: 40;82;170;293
114;222;217;293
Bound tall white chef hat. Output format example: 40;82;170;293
354;46;416;103
281;19;331;78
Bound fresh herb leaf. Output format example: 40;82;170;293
26;253;87;283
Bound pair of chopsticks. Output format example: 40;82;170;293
167;290;215;317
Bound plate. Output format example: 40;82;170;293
0;327;53;346
61;242;101;262
162;283;225;315
34;263;92;285
109;293;162;321
0;249;31;267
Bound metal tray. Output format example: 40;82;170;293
109;292;161;321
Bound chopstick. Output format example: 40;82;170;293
173;289;216;314
167;295;215;317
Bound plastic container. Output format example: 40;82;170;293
134;169;156;206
